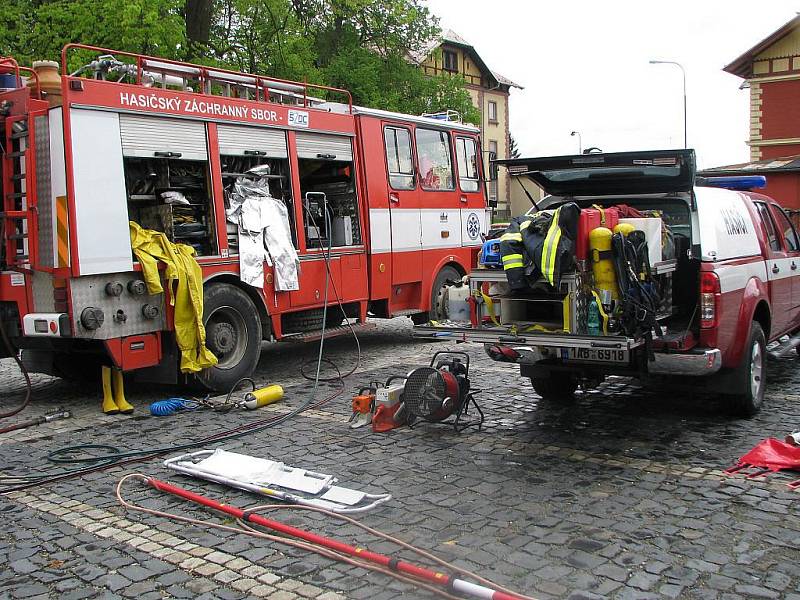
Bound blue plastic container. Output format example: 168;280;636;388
0;73;19;89
479;239;502;268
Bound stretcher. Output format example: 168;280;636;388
163;449;391;513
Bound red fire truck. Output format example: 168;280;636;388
0;45;488;390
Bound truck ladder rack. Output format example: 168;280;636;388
1;116;35;269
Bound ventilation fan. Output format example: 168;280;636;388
402;351;483;432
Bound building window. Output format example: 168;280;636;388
415;128;454;191
487;140;498;202
442;49;458;73
455;137;479;193
755;202;780;251
383;126;415;190
487;101;497;123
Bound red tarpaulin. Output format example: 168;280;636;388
726;438;800;490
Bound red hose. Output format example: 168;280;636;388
146;477;527;600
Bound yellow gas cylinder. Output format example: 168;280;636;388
589;227;619;301
243;384;284;410
613;223;636;237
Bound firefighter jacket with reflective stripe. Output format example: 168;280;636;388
129;222;218;373
498;203;580;291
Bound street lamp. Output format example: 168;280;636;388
570;130;582;153
649;59;687;148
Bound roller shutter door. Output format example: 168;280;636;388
295;132;353;161
119;114;207;160
217;124;288;158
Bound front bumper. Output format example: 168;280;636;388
647;348;722;376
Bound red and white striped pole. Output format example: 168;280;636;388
145;477;527;600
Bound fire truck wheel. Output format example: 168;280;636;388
411;265;462;324
530;373;578;401
197;284;262;391
729;321;766;417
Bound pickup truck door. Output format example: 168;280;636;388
754;201;793;336
769;204;800;330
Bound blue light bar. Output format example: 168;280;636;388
697;175;767;191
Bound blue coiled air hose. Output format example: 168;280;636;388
149;398;200;417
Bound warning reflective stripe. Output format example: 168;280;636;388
540;208;561;284
500;232;522;242
519;220;532;231
56;195;69;267
502;253;524;270
545;227;562;283
503;261;523;270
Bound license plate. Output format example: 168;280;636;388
563;347;629;363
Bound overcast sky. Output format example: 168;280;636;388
425;0;795;170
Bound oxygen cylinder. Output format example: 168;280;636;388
613;222;636;237
243;385;284;410
589;227;619;301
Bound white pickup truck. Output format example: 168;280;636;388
415;149;800;416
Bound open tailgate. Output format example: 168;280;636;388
494;149;696;197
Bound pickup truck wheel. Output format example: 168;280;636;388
530;373;578;401
196;284;262;391
730;321;766;417
411;265;461;325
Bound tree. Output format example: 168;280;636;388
0;0;479;123
0;0;186;66
508;133;521;159
185;0;213;49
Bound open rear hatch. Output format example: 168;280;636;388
495;149;696;197
413;149;700;367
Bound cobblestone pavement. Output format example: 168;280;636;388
1;318;799;600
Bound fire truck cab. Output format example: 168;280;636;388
0;46;488;390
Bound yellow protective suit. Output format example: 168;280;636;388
129;222;218;373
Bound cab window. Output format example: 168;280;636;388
772;205;800;252
415;128;454;191
455;136;479;192
755;202;781;252
383;126;415;190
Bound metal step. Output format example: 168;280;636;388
5;150;25;158
768;335;800;359
281;321;376;343
10;173;25;181
5;192;26;200
10;130;28;140
8;233;28;240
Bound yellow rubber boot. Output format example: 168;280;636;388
101;366;119;415
112;368;134;414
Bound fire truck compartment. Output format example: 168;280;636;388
120;113;218;257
